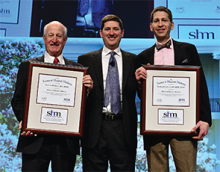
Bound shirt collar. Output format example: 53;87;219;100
44;51;64;64
103;46;120;56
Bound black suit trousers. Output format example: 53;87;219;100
22;136;76;172
82;118;136;172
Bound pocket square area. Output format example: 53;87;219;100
182;59;188;63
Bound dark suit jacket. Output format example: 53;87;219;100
78;48;138;149
136;39;211;126
11;55;82;154
136;40;212;149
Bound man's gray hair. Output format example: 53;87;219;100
43;21;67;39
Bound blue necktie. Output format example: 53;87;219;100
104;51;121;114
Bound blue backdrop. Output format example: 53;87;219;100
0;0;219;171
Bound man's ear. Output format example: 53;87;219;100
121;29;125;38
150;23;153;32
99;30;103;38
43;35;46;45
171;21;174;30
64;36;68;44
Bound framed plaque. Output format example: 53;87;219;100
141;65;201;136
23;61;88;137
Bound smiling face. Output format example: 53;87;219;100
100;21;124;50
150;11;174;44
43;22;67;57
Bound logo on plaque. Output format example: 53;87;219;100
41;107;68;125
159;109;184;125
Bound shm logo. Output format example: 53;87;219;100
0;9;10;14
189;29;214;39
46;110;61;117
163;111;177;118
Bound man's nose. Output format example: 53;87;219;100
109;29;114;35
158;20;163;26
52;36;58;42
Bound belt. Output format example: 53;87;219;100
102;112;123;121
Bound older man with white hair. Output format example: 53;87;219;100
11;21;93;171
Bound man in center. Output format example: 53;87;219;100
78;14;138;171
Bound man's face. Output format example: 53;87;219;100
100;21;124;50
43;23;67;57
150;11;174;44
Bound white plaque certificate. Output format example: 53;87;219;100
23;61;88;137
141;65;200;136
153;77;189;106
37;74;76;106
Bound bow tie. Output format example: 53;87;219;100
156;39;171;51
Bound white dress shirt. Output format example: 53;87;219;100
44;51;65;65
102;46;123;112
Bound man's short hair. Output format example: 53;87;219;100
150;6;173;23
101;14;123;30
43;21;67;39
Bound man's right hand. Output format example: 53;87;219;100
19;121;37;137
135;67;147;85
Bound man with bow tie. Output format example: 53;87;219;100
135;6;211;172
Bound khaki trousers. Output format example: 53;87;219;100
146;136;197;172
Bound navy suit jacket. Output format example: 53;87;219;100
78;48;138;149
11;56;81;154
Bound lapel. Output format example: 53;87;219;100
91;48;104;90
34;55;44;62
148;45;156;65
148;44;156;65
63;57;70;65
121;50;131;90
173;39;183;65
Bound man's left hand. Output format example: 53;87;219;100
191;121;209;140
83;75;93;93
